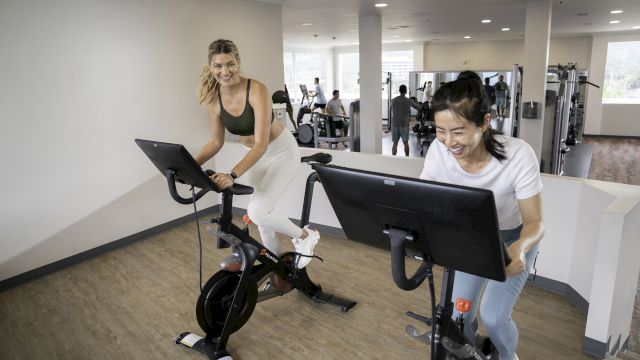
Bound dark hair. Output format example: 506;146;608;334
457;70;482;84
485;77;490;84
314;77;320;82
399;84;407;93
332;89;339;95
431;78;506;161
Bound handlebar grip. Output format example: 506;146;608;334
165;169;207;204
204;170;254;195
388;229;428;291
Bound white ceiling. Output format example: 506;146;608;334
262;0;640;49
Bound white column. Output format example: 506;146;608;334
519;0;552;160
358;15;382;154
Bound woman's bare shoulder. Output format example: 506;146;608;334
247;79;270;105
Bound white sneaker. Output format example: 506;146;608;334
292;226;320;268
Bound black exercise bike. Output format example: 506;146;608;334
136;139;356;360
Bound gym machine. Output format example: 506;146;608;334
315;164;512;360
135;139;356;360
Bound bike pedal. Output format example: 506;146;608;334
405;325;432;344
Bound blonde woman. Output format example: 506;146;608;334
194;39;319;269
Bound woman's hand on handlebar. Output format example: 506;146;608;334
505;243;526;277
211;172;234;190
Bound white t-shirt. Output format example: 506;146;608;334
419;135;542;230
314;84;326;104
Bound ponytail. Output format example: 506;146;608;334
197;65;218;104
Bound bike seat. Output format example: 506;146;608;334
301;153;332;164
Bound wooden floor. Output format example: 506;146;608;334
1;218;591;360
583;135;640;186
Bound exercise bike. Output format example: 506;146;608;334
313;164;513;360
135;139;356;360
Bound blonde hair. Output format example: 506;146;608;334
197;39;241;104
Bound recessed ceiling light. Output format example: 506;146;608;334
464;35;472;39
392;35;401;38
610;20;621;24
301;23;312;26
501;27;510;31
481;19;492;24
611;10;624;14
374;3;388;7
405;39;412;42
633;26;640;29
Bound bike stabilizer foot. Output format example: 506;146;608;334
308;291;357;312
174;332;233;360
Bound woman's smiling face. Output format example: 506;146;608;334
210;53;240;87
434;109;488;160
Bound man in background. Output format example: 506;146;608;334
495;75;510;118
391;85;420;156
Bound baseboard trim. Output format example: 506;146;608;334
526;275;589;315
584;336;611;358
0;206;218;292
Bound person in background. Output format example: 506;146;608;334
420;77;544;360
425;80;434;103
484;77;496;111
195;39;320;269
309;77;327;113
326;89;348;141
390;84;421;156
495;75;510;118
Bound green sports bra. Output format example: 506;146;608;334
219;79;272;136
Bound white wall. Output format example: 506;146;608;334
601;104;640;136
0;0;284;281
583;33;640;136
422;36;592;72
424;39;524;71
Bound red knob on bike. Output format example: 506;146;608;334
455;298;472;314
242;214;252;224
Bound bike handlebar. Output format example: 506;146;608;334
165;169;254;205
387;228;429;291
388;228;513;291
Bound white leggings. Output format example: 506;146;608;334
243;130;302;254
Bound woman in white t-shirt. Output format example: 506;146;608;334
419;76;544;360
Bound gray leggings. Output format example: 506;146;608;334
450;225;538;360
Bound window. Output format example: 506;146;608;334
603;41;640;104
336;50;414;100
382;50;414;98
338;53;360;99
283;51;330;103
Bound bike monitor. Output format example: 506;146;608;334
135;139;219;192
314;164;508;281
